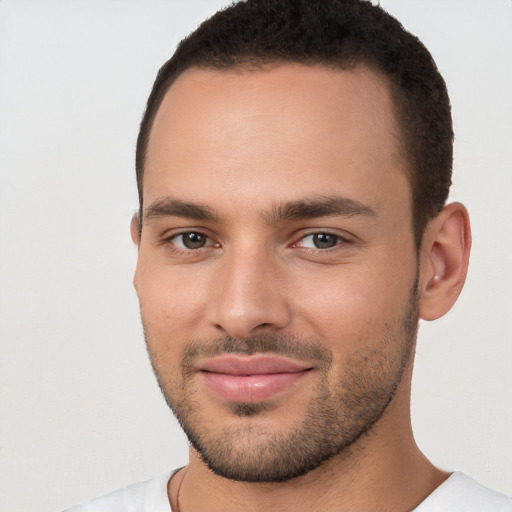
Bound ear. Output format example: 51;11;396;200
418;202;471;321
130;213;140;246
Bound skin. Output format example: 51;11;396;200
131;64;471;512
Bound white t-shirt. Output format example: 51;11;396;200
412;472;512;511
63;470;175;512
63;470;512;511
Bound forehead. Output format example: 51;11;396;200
144;63;409;217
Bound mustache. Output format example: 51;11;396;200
181;334;333;368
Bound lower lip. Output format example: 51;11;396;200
201;370;310;403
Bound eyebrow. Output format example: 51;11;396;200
266;196;377;223
144;198;219;222
143;195;376;224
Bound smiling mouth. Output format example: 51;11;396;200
197;354;313;403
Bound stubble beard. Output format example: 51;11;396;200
144;283;419;483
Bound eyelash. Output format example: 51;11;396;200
163;230;353;256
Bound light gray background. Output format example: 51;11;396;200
1;1;511;511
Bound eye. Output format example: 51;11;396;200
171;232;211;250
296;232;342;249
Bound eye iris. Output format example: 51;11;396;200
183;232;206;249
313;233;338;249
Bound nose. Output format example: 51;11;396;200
209;246;291;339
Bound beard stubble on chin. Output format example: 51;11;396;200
144;282;419;483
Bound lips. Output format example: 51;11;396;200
197;355;312;403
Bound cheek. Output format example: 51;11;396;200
135;263;208;341
290;259;415;352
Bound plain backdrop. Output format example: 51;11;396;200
0;1;511;511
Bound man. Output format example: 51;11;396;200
65;0;512;510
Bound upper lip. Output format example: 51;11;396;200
196;355;312;375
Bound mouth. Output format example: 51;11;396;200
196;354;313;403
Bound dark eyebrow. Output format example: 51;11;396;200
266;196;377;223
143;195;376;225
144;198;219;222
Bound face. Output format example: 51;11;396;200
134;64;419;482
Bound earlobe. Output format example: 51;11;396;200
418;202;471;321
130;214;140;246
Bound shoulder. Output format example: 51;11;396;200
414;472;512;512
62;470;176;512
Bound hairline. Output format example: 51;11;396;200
137;59;418;242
